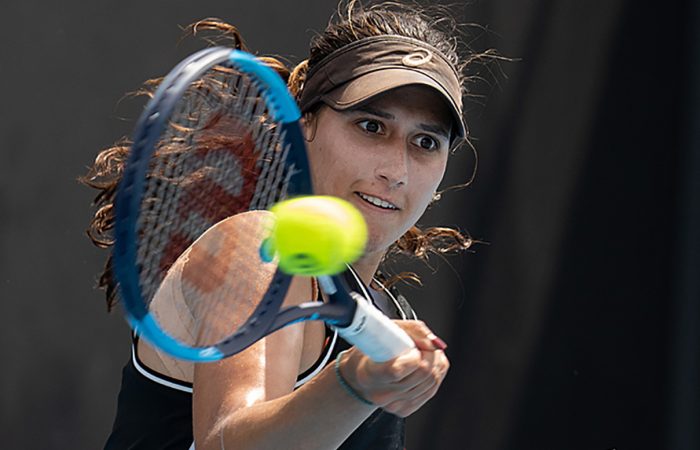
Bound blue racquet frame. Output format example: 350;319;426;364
113;47;414;363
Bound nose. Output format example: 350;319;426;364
374;142;408;188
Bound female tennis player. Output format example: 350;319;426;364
82;1;484;448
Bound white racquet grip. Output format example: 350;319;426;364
335;293;415;362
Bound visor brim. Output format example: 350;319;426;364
319;68;466;141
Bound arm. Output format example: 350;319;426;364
192;304;449;450
192;273;375;450
185;214;449;449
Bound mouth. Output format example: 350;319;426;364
355;192;400;211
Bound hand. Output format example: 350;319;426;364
338;320;450;417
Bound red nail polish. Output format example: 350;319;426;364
430;336;447;350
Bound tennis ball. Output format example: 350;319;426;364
268;196;367;275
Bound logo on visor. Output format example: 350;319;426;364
402;49;433;67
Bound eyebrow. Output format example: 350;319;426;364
351;105;451;140
353;105;394;120
418;123;451;140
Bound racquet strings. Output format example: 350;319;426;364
134;62;293;348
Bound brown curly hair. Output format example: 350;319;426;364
80;0;490;310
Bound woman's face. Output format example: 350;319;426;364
304;85;453;260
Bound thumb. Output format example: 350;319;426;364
386;347;423;381
395;320;448;351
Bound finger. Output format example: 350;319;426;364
402;360;446;400
342;347;425;407
379;351;449;411
427;334;448;351
382;376;445;418
395;320;448;351
368;347;425;382
390;350;438;390
396;350;448;396
389;344;449;389
381;382;437;418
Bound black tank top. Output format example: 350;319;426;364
104;268;416;450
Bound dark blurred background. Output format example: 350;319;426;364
1;0;697;449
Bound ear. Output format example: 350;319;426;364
300;112;318;142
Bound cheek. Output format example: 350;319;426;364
307;148;327;190
405;190;436;228
306;138;329;186
418;158;448;199
306;137;351;196
405;159;448;219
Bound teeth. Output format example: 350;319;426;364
358;192;397;210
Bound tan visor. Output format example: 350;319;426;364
298;35;466;142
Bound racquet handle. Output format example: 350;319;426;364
335;293;416;362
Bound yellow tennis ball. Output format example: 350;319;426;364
269;196;367;275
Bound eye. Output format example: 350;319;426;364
412;134;440;151
356;119;384;134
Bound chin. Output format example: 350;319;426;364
363;230;399;257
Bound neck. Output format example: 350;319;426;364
351;251;385;287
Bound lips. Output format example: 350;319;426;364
355;192;399;210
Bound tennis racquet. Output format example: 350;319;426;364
113;47;415;363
